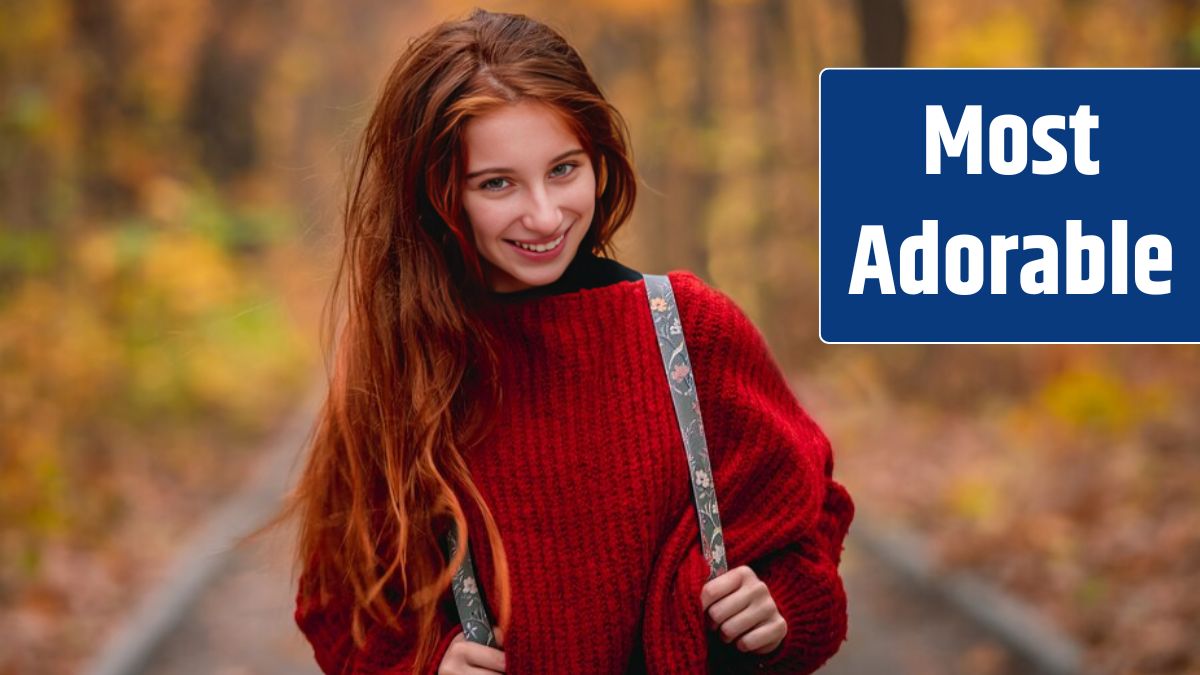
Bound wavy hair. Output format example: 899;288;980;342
254;8;637;673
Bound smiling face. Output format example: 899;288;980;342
460;100;597;293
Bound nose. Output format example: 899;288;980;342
521;183;561;237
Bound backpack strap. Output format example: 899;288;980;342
445;524;499;647
446;273;727;643
642;273;728;581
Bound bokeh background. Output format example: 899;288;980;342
2;1;1199;674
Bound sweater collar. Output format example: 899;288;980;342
486;249;643;305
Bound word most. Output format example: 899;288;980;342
926;104;1100;176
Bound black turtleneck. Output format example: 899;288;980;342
489;248;642;302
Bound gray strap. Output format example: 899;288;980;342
445;525;498;647
643;274;727;581
446;273;727;643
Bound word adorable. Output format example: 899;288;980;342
849;219;1172;296
926;104;1100;175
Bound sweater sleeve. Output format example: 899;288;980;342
737;480;854;673
294;565;463;675
642;272;854;674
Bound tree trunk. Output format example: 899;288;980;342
854;0;909;67
184;0;290;183
70;0;136;219
678;0;716;282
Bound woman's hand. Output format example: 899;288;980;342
438;626;506;674
700;565;787;655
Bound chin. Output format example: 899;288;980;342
515;263;569;289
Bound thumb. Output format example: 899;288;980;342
492;626;505;648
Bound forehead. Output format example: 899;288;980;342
462;100;581;167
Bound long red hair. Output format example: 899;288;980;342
255;8;637;673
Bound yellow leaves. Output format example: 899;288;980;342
179;301;310;430
0;1;69;56
76;202;245;320
1040;367;1132;434
56;296;122;402
3;195;314;588
944;472;1001;525
0;279;119;416
126;341;175;409
5;86;55;140
1038;366;1167;437
0;231;56;278
140;231;239;318
915;7;1041;67
74;230;125;288
0;398;70;546
1074;573;1109;609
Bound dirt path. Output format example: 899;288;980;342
141;529;319;675
140;528;1040;675
130;382;1046;675
822;544;1040;675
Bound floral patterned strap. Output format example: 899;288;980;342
643;274;728;581
445;525;498;647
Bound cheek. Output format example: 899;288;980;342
567;167;598;211
463;197;511;240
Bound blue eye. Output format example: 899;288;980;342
480;177;510;191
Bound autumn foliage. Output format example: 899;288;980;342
2;0;1199;674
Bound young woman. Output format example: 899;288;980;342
283;8;854;674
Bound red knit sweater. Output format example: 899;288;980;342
295;270;854;674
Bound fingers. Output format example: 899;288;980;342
700;565;752;611
714;597;775;644
462;665;505;675
705;580;757;628
735;616;788;654
702;566;788;654
704;568;769;629
441;632;506;674
462;643;506;671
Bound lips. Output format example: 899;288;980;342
509;233;564;252
505;223;571;252
507;226;568;245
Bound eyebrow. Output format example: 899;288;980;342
464;148;586;180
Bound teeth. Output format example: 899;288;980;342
512;234;564;252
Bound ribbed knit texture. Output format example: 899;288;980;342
295;270;854;674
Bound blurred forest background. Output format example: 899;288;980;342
2;0;1199;673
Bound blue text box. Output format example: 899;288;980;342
819;69;1200;343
